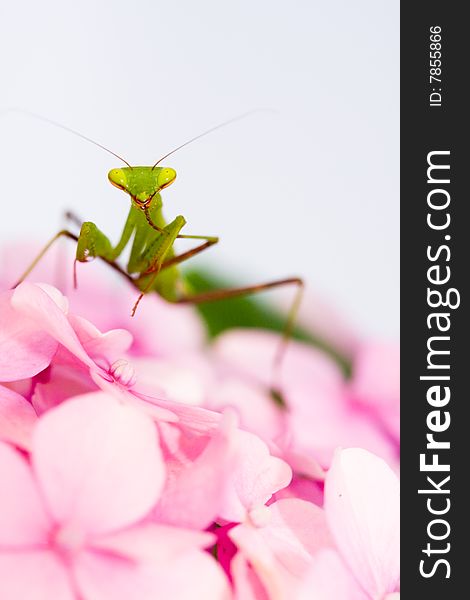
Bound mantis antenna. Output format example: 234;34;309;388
3;107;273;169
4;108;133;168
151;108;272;169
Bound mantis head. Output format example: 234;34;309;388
108;166;177;206
15;110;259;207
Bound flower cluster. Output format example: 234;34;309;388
0;254;399;599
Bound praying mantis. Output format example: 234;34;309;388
10;111;304;389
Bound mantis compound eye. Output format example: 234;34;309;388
108;168;128;190
157;167;177;190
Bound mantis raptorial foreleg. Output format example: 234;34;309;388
146;234;220;273
130;215;200;314
131;231;219;315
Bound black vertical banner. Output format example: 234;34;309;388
401;3;468;597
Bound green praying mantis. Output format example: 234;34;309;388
10;111;304;389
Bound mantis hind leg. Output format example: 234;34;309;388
170;276;304;396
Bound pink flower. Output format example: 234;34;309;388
0;241;206;359
4;282;216;426
348;342;400;443
223;448;400;599
0;289;58;382
153;412;239;530
1;242;401;599
0;393;230;600
227;498;333;599
211;330;397;470
154;413;292;530
0;384;37;450
304;447;400;599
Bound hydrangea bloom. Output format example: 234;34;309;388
0;245;400;599
0;394;230;600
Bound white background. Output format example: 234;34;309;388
0;0;399;337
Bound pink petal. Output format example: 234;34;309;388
231;553;269;600
256;499;334;576
349;341;400;440
274;475;324;507
148;550;232;600
213;329;342;391
69;314;133;365
280;359;397;468
221;430;292;522
0;551;74;600
73;550;165;600
0;290;58;381
74;548;230;600
298;549;369;600
213;330;398;467
126;394;181;423
89;371;180;423
136;391;222;433
0;384;37;449
32;364;95;415
2;378;34;398
154;413;237;529
0;442;50;546
351;342;400;409
324;448;400;598
91;523;214;563
36;282;70;312
228;499;333;598
125;291;206;358
133;355;214;406
32;393;165;536
206;377;285;445
229;521;299;598
11;283;95;369
279;450;326;482
128;293;206;358
287;396;397;469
